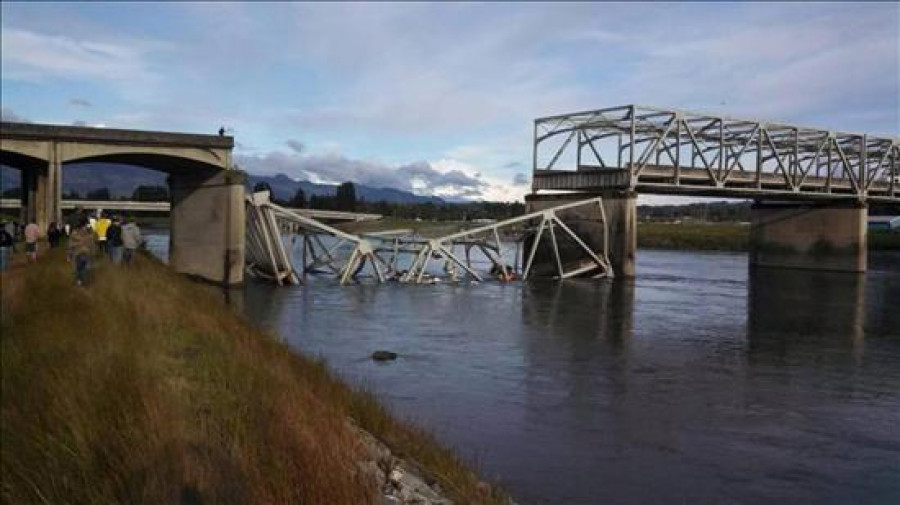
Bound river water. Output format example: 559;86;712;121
147;233;900;504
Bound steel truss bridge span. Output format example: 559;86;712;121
245;192;612;286
532;105;899;203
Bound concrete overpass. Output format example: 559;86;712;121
0;198;382;222
528;105;900;274
1;121;244;285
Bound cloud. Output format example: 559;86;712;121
512;173;529;186
0;26;165;97
69;98;92;108
1;3;894;206
285;139;305;154
235;149;491;199
0;107;29;122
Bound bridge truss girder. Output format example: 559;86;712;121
245;193;612;286
533;105;899;202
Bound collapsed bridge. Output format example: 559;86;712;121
245;192;613;285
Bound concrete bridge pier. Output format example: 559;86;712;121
749;201;868;273
17;160;61;234
526;190;636;277
169;170;246;286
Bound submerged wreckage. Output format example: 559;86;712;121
245;191;613;286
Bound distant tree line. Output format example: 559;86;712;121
638;201;752;222
53;185;170;201
254;181;526;221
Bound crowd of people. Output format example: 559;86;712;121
0;209;144;286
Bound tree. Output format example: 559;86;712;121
289;187;307;208
1;187;21;199
253;181;273;194
86;187;111;200
132;185;169;201
335;182;356;211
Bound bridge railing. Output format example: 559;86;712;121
532;105;899;202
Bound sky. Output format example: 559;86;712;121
1;2;898;202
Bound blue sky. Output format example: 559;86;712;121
2;2;897;201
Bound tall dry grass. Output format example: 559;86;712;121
1;251;507;504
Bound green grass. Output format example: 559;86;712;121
638;222;750;251
869;231;900;250
1;251;508;504
637;222;900;252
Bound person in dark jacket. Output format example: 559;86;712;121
106;216;124;264
0;223;14;271
47;222;62;248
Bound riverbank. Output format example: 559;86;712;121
0;250;509;504
638;222;900;251
638;222;749;251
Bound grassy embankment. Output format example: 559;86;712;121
637;222;749;251
637;222;900;251
1;250;508;504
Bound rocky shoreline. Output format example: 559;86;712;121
352;422;457;505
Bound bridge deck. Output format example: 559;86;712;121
1;121;233;149
534;165;897;202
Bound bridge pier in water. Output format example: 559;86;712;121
749;201;868;273
526;190;636;277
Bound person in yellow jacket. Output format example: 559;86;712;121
94;211;111;255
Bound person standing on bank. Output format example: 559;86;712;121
106;216;124;264
47;222;62;249
24;221;39;262
0;223;14;271
122;216;143;264
68;218;96;286
94;211;111;256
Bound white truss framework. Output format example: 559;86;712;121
245;193;613;286
533;105;899;202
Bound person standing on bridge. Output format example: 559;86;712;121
68;218;96;286
122;216;143;264
24;222;39;262
106;216;124;264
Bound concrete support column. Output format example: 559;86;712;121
20;168;34;224
169;170;246;286
601;190;637;277
20;167;51;234
749;201;868;273
48;142;62;226
525;190;636;277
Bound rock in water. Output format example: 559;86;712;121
372;350;398;361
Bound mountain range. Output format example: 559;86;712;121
0;163;446;204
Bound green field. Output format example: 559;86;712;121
638;222;750;251
637;222;899;252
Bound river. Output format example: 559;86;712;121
147;232;900;504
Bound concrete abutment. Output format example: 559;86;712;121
169;170;246;286
749;201;868;273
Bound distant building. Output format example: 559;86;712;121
868;216;900;232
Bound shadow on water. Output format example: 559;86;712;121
747;268;868;362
